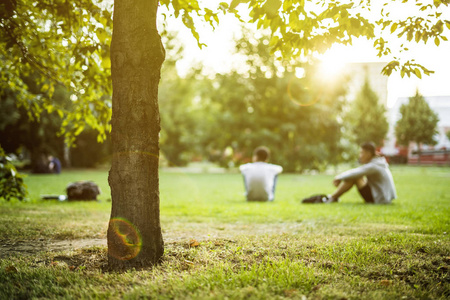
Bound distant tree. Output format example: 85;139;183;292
447;131;450;141
346;78;389;146
395;91;439;152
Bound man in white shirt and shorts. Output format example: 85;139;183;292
239;146;283;201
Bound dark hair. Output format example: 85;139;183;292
253;146;270;161
360;142;376;156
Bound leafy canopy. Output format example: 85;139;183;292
227;0;449;78
0;0;113;143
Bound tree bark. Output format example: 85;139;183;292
107;0;164;269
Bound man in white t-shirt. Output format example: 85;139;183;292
239;146;283;201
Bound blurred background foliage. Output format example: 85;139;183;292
1;27;383;172
158;29;356;172
2;0;446;178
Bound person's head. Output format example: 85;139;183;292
359;142;376;164
253;146;270;162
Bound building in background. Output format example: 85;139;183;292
345;62;389;106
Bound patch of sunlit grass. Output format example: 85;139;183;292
0;165;448;298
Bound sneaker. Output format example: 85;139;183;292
301;194;329;204
327;196;339;203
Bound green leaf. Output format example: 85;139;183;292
407;30;413;41
219;2;229;11
390;23;398;34
96;28;108;43
75;124;85;136
434;37;440;46
101;56;111;69
415;31;422;43
229;0;248;10
269;35;280;47
263;0;282;17
414;68;422;79
283;0;293;11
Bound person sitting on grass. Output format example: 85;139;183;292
302;142;397;204
239;146;283;202
48;155;62;174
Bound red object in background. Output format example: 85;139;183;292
408;149;450;165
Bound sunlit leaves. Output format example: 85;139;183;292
228;1;382;61
229;0;249;10
382;59;434;78
390;22;398;34
0;0;113;143
160;0;221;48
373;37;391;57
212;0;449;79
262;0;282;18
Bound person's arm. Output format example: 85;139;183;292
335;163;377;181
239;163;250;174
268;164;282;174
275;165;283;174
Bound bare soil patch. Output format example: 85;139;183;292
0;221;410;258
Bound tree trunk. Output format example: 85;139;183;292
107;0;164;269
30;147;49;174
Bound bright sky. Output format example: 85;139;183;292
160;1;450;108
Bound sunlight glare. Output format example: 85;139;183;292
295;67;305;78
318;49;347;80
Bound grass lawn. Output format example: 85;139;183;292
0;166;449;299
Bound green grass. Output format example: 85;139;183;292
0;166;449;299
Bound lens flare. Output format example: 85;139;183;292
108;218;142;260
287;77;321;107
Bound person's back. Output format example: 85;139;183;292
239;146;283;201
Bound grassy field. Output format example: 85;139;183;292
0;166;449;299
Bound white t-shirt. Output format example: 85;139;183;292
239;162;283;201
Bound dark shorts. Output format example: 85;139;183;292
358;184;374;204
